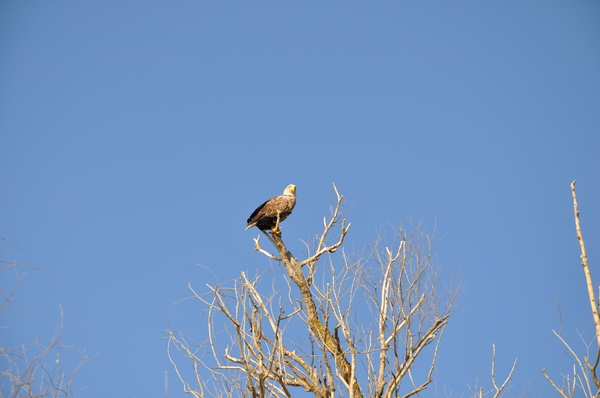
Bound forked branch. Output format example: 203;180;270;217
490;344;518;398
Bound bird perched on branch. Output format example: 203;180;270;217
246;184;296;233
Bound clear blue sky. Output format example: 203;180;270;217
1;2;599;397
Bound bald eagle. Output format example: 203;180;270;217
246;185;296;232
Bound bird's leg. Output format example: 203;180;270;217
272;212;282;235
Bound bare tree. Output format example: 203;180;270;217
0;247;88;398
542;181;600;398
168;184;457;398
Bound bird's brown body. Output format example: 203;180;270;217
246;185;296;232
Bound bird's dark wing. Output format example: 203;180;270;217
247;199;270;225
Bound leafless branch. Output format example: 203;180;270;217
0;305;89;398
253;235;282;261
465;345;518;398
0;253;89;398
490;344;518;398
571;181;600;351
542;182;600;398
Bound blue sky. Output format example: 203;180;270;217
1;1;599;397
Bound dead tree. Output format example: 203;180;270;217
542;181;600;398
168;184;456;398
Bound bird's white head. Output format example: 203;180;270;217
284;184;296;196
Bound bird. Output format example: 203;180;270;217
246;185;297;233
